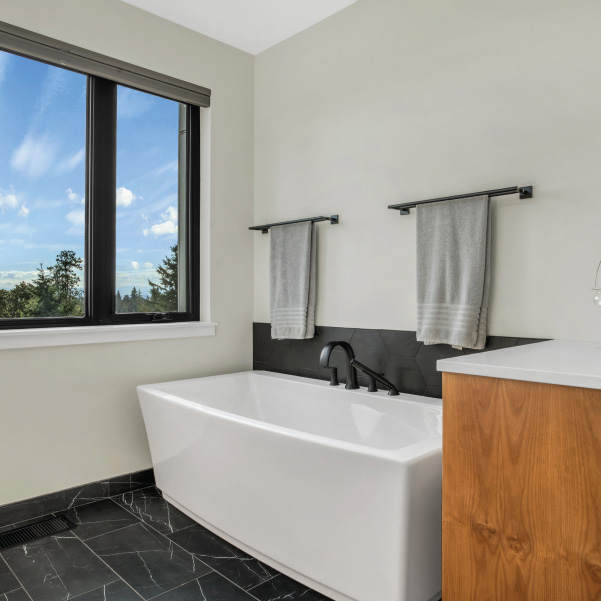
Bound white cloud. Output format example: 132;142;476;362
116;187;136;207
144;262;153;269
131;261;139;269
11;133;57;179
0;270;38;289
0;193;18;210
150;220;178;236
149;205;178;236
164;206;178;222
66;188;79;202
66;209;85;226
115;266;158;294
18;205;29;218
57;148;85;173
142;228;149;237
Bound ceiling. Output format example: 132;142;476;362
120;0;360;55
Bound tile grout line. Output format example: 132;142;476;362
74;517;214;601
246;573;279;593
3;491;316;601
0;479;156;532
107;493;195;537
77;492;276;601
158;534;275;601
0;555;34;601
77;519;143;543
73;534;145;601
66;579;121;601
132;521;263;601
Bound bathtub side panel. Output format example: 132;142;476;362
404;452;443;600
139;390;412;601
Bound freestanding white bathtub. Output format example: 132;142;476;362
137;371;442;601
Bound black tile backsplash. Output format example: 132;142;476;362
253;323;546;398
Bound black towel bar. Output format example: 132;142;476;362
249;215;339;234
388;186;533;215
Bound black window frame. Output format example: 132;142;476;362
0;24;206;330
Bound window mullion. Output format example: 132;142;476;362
187;105;201;321
87;76;117;326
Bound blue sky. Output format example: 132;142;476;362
0;49;180;297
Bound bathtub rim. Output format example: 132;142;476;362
137;370;442;464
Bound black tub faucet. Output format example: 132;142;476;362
350;359;399;396
319;341;360;390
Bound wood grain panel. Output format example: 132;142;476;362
442;373;601;601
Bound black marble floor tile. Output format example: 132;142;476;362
0;558;19;596
0;589;30;601
59;499;140;540
0;514;56;535
2;532;116;601
168;524;278;591
86;523;210;600
71;579;141;600
0;471;156;531
113;487;196;535
0;485;106;529
153;572;255;600
250;574;331;601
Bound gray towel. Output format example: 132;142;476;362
416;195;491;350
270;221;316;340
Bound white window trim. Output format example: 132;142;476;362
0;321;217;350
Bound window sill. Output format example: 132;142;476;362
0;321;217;350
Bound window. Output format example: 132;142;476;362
0;54;87;320
115;86;188;315
0;22;209;331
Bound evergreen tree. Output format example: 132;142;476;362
27;264;60;317
48;250;84;315
0;251;83;319
148;244;178;311
0;289;11;318
115;290;123;313
113;246;179;313
7;282;36;317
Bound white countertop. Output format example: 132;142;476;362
437;339;601;390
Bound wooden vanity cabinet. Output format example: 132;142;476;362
442;372;601;601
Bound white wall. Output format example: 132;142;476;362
254;0;601;340
0;0;254;505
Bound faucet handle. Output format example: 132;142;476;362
329;367;340;387
367;376;378;393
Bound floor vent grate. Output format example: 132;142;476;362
0;516;76;550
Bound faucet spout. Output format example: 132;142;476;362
319;341;360;390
